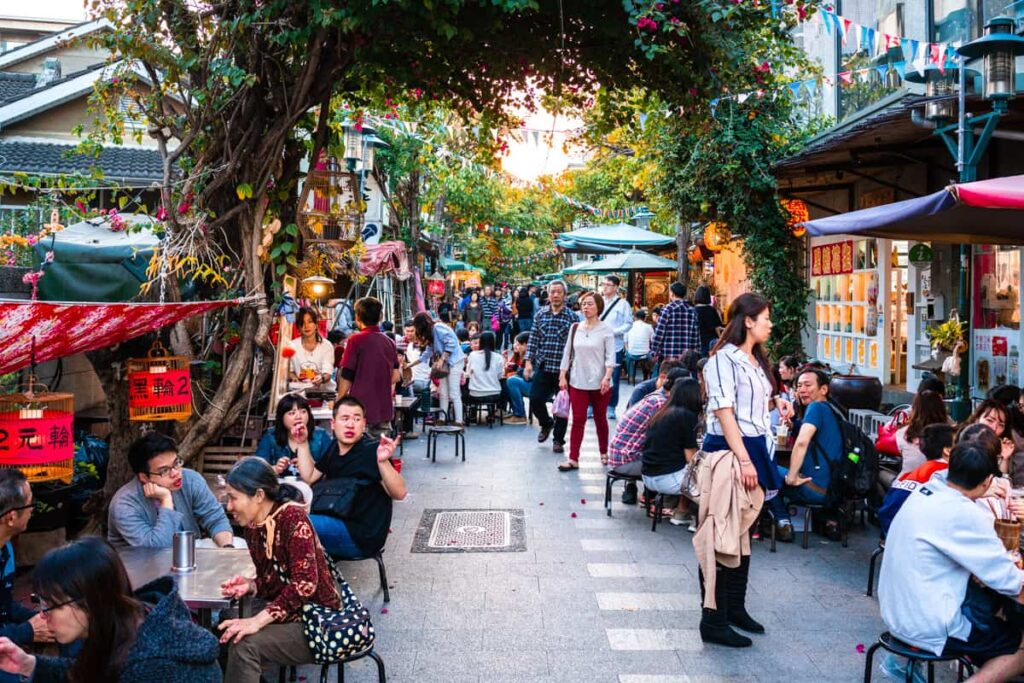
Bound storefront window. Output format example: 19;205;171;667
932;0;1020;43
839;0;927;121
971;245;1021;395
811;238;882;372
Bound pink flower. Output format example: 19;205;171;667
44;251;54;263
580;498;587;505
177;202;191;214
155;206;168;221
26;235;37;246
856;643;865;653
570;512;577;518
655;2;664;8
75;200;86;212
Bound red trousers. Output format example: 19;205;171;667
568;385;612;461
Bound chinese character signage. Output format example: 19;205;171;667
0;415;73;466
128;369;192;409
810;241;854;276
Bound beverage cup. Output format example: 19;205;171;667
172;530;196;572
776;424;789;447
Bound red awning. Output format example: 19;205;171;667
0;299;244;376
359;240;412;279
954;174;1024;210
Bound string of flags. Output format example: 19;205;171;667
554;193;640;219
473;224;548;237
494;248;559;267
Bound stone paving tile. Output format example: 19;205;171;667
607;628;704;651
596;592;700;611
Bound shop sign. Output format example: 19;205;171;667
811;241;854;276
0;414;73;466
908;243;933;268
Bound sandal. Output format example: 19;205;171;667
557;460;579;471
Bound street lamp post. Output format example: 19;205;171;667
921;16;1024;417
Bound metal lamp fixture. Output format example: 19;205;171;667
905;64;979;121
301;274;335;300
631;207;655;230
342;123;363;170
361;131;388;173
957;16;1024;101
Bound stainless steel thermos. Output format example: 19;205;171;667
172;530;196;572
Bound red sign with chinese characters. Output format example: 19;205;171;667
128;369;192;409
0;414;73;466
811;241;854;276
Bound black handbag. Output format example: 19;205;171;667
310;478;362;518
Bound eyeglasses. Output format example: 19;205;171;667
31;594;80;614
148;457;184;478
0;503;33;517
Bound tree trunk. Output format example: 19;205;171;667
676;223;690;285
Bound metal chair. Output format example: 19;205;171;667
320;647;386;683
797;503;849;549
866;539;885;597
863;631;973;683
333;549;391;603
427;425;466;463
604;469;642;517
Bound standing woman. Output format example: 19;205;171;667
412;311;466;425
558;291;615;470
693;285;723;356
699;293;792;648
516;286;535;333
462;291;483;327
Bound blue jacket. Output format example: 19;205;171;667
33;576;222;682
0;543;34;645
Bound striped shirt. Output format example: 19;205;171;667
703;343;774;438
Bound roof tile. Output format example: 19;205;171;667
0;140;163;182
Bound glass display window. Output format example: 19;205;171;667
973;245;1020;331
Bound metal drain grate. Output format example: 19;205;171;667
412;508;526;553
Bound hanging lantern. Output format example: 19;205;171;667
781;199;809;238
703;222;731;252
0;378;74;483
301;275;335;300
427;271;446;297
688;246;703;265
127;341;193;422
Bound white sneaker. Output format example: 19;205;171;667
669;512;692;527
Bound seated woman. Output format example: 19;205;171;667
897;390;949;475
0;537;221;682
959;399;1016;481
218;457;342;681
288;306;336;391
255;395;334;476
640;378;701;526
297;396;407;559
987;384;1024;487
466;331;504;412
504;332;531;424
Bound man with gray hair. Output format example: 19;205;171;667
524;280;577;453
0;469;53;662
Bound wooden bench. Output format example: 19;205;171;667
198;445;257;477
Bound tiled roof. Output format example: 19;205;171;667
0;72;36;104
0;140;163;182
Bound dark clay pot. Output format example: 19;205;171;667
830;374;883;412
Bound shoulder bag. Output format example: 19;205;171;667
310;477;363;518
565;323;579;384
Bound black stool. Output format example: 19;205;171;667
866;539;885;597
318;647;387;683
333;549;391;603
466;396;503;428
863;631;973;683
604;470;642;517
427;425;466;462
798;503;849;549
643;489;667;532
420;407;448;432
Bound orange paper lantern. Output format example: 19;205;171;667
703;222;731;252
782;198;809;237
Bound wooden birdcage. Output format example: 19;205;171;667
0;379;74;483
127;341;193;422
298;160;363;247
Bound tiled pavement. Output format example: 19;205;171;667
297;397;962;683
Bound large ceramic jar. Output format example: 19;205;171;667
830;373;883;412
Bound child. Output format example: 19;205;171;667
878;423;955;535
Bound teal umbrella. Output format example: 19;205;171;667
567;250;678;274
440;256;484;274
557;223;674;252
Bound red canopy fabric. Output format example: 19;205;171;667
955;174;1024;210
0;299;242;376
359;241;411;280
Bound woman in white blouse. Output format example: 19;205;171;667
558;291;616;471
287;307;336;390
466;331;504;399
700;293;792;649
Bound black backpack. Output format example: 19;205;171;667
808;402;879;508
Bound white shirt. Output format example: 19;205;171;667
879;475;1024;655
560;321;616;390
600;296;634;352
703;343;773;438
466;350;503;397
625;320;654;356
288;337;336;390
405;345;430;383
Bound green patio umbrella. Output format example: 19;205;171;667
440;256;484;274
567;250;679;274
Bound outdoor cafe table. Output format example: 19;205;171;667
117;546;254;628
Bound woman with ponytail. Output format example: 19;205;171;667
218;457;341;682
697;293;793;649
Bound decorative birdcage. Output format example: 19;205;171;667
297;157;363;247
127;341;193;422
0;378;74;483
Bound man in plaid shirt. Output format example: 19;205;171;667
608;368;688;503
650;281;700;362
524;280;577;453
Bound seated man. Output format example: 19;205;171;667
0;469;52;667
773;368;840;542
626;359;684;409
877;423;955;535
297;396;407;559
879;443;1024;681
608;368;689;505
108;432;234;548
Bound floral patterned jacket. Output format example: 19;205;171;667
243;502;341;622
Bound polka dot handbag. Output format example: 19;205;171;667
300;556;375;663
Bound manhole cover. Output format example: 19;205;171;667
412;509;526;553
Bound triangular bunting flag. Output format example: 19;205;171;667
789;81;803;98
838;71;854;85
875;64;888;79
894;61;906;78
841;17;853;45
886;33;901;50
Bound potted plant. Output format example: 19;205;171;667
926;317;966;360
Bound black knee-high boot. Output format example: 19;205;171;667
727;554;765;634
699;565;752;648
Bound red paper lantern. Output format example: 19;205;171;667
427;275;445;297
0;384;74;483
